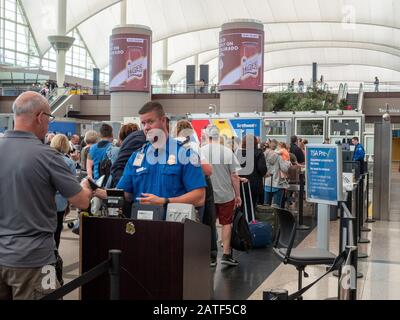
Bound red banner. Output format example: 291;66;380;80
191;119;211;143
109;33;151;92
218;29;264;91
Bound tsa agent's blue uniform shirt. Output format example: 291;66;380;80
117;138;206;201
89;140;112;180
352;143;365;162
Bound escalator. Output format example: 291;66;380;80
49;88;75;117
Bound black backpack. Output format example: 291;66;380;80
98;145;113;186
231;208;252;252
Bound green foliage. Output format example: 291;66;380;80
264;88;337;112
338;99;348;110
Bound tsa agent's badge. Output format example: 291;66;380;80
167;154;176;165
133;152;145;167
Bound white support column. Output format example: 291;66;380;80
194;53;199;83
56;0;68;90
120;0;127;26
162;39;168;92
163;39;168;70
57;0;67;35
156;39;173;94
56;50;66;91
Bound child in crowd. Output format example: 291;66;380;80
276;142;290;161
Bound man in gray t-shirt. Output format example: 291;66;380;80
0;92;92;300
201;125;242;266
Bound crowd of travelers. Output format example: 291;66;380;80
0;92;366;300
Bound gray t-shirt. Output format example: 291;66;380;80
0;131;83;268
201;143;241;204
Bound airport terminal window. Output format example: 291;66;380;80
296;119;324;136
264;120;288;136
100;67;109;85
0;0;40;67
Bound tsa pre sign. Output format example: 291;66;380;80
306;145;343;205
218;29;264;91
109;34;151;92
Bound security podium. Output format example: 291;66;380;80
80;216;211;300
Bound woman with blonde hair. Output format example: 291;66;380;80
50;134;77;249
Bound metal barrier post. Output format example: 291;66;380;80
297;173;310;230
365;172;375;223
360;174;371;232
348;246;358;300
109;250;121;300
358;177;370;245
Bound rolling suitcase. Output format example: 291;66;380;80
242;181;273;248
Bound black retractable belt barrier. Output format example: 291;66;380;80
41;250;121;300
263;251;347;301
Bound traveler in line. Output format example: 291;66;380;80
0;91;92;300
175;120;217;267
80;130;98;174
264;139;291;207
237;134;268;212
87;124;114;181
290;135;305;165
201;125;242;266
50;134;77;249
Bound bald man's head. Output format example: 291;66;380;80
13;91;52;140
13;91;49;116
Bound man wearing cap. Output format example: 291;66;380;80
201;125;242;266
110;101;206;212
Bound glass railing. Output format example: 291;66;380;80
0;86;41;96
151;84;219;95
361;82;400;93
7;81;400;98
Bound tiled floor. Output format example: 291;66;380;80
247;219;400;300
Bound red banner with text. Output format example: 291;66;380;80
218;29;264;91
109;34;151;92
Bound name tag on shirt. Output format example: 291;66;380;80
133;153;145;167
136;167;146;173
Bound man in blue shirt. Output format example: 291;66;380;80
115;101;206;209
352;136;366;174
87;123;114;180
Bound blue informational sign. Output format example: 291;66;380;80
306;144;343;205
48;122;77;136
230;119;261;138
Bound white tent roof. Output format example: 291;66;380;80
20;0;400;83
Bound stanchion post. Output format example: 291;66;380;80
365;172;375;223
297;173;310;231
358;177;370;245
348;246;358;300
109;249;121;300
